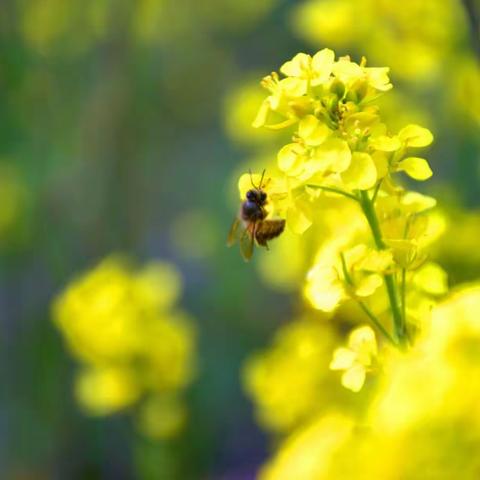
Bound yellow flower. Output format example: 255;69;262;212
340;152;377;190
305;242;391;312
244;318;335;432
412;262;448;296
398;124;434;148
305;260;344;312
372;285;480;435
330;326;377;392
280;49;335;91
252;72;312;129
52;256;196;437
259;413;354;480
239;48;439;351
332;56;392;94
377;191;439;270
75;366;140;416
277;137;352;181
396;156;433;180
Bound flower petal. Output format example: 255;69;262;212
398;124;434;147
349;326;377;357
287;203;312;235
280;77;308;97
298;115;331;146
370;135;401;152
355;273;383;297
330;347;356;370
341;152;377;190
371;151;389;178
313;138;352;173
280;53;311;77
278;143;305;173
311;48;335;84
252;99;270;128
364;67;392;91
305;265;344;311
413;262;448;296
341;364;366;392
397;157;433;180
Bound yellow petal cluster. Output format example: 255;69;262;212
292;0;465;83
330;326;377;392
238;48;445;419
258;286;480;479
243;317;354;433
52;256;196;437
240;49;435;241
305;242;392;313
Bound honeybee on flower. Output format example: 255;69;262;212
228;170;286;261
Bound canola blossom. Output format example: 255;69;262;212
291;0;480;126
238;49;442;355
52;256;196;438
258;286;480;480
235;47;480;478
292;0;466;82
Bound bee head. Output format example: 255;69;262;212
246;189;267;204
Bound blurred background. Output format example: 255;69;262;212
0;0;479;478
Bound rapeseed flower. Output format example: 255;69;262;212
330;325;377;392
236;48;440;395
53;256;196;437
243;317;355;433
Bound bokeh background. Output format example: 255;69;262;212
1;0;479;478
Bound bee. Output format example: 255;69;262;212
227;170;286;261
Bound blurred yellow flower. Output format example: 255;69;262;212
256;286;480;479
259;413;354;480
330;325;377;392
305;243;392;313
52;255;196;437
279;49;335;92
243;317;354;433
75;366;140;416
292;0;465;82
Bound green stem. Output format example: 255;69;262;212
340;253;396;345
401;268;406;324
371;179;383;204
359;190;406;345
305;185;359;201
401;267;412;345
357;301;397;346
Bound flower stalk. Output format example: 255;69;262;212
236;48;440;389
359;190;406;345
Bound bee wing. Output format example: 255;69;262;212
227;217;242;247
240;221;256;261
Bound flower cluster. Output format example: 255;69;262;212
259;285;480;480
291;0;480;125
233;48;480;478
243;316;357;433
238;50;443;372
240;50;436;235
292;0;465;82
329;325;377;392
53;256;196;438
